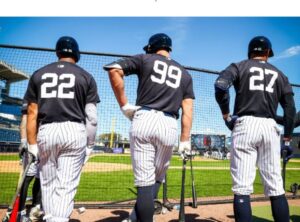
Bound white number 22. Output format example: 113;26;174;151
249;67;278;93
41;73;75;99
152;60;182;89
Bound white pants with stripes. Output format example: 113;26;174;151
130;109;178;187
37;121;86;222
231;116;285;197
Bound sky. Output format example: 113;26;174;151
0;17;299;84
0;17;299;141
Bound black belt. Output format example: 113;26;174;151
138;107;176;119
39;120;84;125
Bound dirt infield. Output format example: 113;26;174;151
1;199;298;222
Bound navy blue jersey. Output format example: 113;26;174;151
220;59;293;119
108;54;195;118
24;61;100;124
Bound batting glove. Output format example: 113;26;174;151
178;141;191;159
28;144;38;160
84;145;94;165
281;141;293;163
224;115;238;131
18;139;28;159
121;103;140;121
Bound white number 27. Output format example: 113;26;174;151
249;67;278;93
41;73;75;99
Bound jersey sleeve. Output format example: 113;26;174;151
183;75;195;100
86;76;100;104
104;54;143;76
24;73;38;104
281;75;294;95
216;63;239;90
21;100;28;115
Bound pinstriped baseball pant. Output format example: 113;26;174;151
231;116;285;197
37;121;86;222
130;109;178;187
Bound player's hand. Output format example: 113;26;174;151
18;139;28;159
121;103;141;121
281;141;293;163
84;145;94;165
224;115;238;131
178;141;191;159
28;144;38;160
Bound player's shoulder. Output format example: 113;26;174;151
32;61;58;76
265;61;285;75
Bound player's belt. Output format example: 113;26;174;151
138;106;176;119
39;119;84;125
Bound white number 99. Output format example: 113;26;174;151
152;60;182;89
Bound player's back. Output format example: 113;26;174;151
28;61;96;124
232;59;291;119
133;54;193;118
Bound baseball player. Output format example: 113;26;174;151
24;36;100;222
17;100;43;222
104;33;195;222
215;36;296;222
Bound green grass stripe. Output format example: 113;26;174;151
252;205;300;221
1;169;300;204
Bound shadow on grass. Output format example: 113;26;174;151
95;210;129;222
252;216;272;222
291;215;300;222
168;213;223;222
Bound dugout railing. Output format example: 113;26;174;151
0;44;299;208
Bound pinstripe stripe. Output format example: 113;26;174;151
130;110;177;187
37;122;86;221
231;116;284;197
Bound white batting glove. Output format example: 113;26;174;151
178;141;191;159
121;103;141;121
28;144;38;160
84;146;94;165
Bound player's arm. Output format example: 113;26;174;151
276;111;300;128
107;68;128;107
18;114;28;158
27;103;38;145
279;93;296;141
180;98;193;142
20;114;27;140
214;67;236;117
26;102;39;159
104;57;142;120
215;64;238;130
85;103;98;146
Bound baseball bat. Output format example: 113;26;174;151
282;150;287;191
190;156;197;208
4;154;34;221
179;157;187;222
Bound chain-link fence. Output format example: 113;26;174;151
0;45;299;207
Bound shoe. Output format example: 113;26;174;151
121;209;137;222
121;209;155;222
17;210;31;222
29;205;44;222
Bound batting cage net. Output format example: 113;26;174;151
0;45;299;207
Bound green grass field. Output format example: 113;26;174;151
252;205;300;222
1;154;300;205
